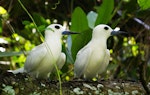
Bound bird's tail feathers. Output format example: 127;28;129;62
7;67;24;74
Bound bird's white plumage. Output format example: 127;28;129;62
74;45;91;77
74;24;115;79
24;43;56;78
9;24;67;79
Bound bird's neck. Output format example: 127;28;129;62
44;33;62;58
91;37;107;48
45;33;62;47
45;32;61;41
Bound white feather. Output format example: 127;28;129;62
9;24;68;79
74;24;115;79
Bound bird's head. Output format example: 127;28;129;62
92;24;126;39
45;24;79;37
45;24;65;36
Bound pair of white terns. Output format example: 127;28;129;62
9;24;125;79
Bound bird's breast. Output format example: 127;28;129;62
85;47;107;76
45;40;62;58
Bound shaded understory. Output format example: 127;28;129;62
0;70;146;95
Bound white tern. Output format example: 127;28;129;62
74;24;125;79
9;24;78;79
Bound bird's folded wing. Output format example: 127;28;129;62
24;44;47;72
74;46;92;77
8;67;24;74
56;52;66;69
52;52;66;72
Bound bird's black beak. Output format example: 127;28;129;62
111;31;127;36
62;31;79;35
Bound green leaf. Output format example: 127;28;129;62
71;7;89;32
0;51;26;57
32;13;47;26
95;0;114;25
87;11;98;29
22;20;31;25
0;19;2;33
72;29;92;60
37;25;46;32
70;7;91;60
137;0;150;10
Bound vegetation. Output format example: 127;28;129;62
0;0;150;94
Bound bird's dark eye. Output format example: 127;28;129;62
55;25;60;29
104;26;109;30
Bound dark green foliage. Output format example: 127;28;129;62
95;0;114;25
71;7;91;59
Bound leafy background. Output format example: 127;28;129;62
0;0;150;82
